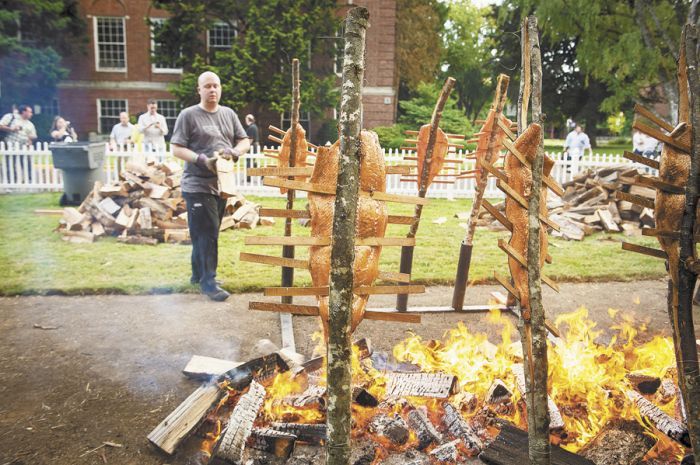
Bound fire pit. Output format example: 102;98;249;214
148;308;690;465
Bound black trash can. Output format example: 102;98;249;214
50;142;105;206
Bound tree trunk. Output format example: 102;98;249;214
677;23;700;464
326;7;369;465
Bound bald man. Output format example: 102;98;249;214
171;71;250;301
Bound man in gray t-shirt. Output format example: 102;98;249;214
171;71;250;301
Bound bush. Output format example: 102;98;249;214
398;82;472;136
372;124;409;150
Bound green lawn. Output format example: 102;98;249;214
0;193;665;295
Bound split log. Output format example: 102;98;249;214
248;427;296;459
429;439;460;462
407;407;443;450
147;383;222;455
216;380;266;464
182;355;242;380
442;402;483;452
350;439;381;465
384;372;458;398
219;352;288;390
98;197;121;216
270;422;327;446
578;419;655;465
512;363;565;430
626;389;691;446
626;372;661;394
368;414;410;446
479;423;595;465
351;387;378;407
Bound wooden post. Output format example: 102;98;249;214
677;23;700;463
519;16;551;465
452;74;510;311
326;7;368;465
397;77;455;311
281;59;301;305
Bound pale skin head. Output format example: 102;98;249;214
197;71;222;110
575;125;583;134
55;117;67;130
119;112;130;125
147;101;158;115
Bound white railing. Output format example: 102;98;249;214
0;141;655;198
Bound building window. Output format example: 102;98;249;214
280;111;311;137
333;26;344;76
208;22;236;51
156;99;179;136
151;18;182;73
97;99;127;134
94;17;127;71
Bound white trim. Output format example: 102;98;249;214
362;86;395;96
94;16;128;73
59;80;171;91
150;18;183;74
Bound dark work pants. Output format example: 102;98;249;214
183;192;226;290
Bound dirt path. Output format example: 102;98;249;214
0;280;697;464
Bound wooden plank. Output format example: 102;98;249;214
541;274;560;293
263;284;426;297
259;208;310;219
642;228;681;240
239;252;309;269
615;191;655;210
249;301;320;316
147;384;222;455
361;190;429;205
496;117;517;141
245;236;329;246
634;103;674;132
403;155;464;164
264;286;329;297
364;311;421;323
388;215;416;225
482;199;513;231
498;238;526;267
263;177;336;194
634;174;685;194
385;372;459;398
633;120;690;153
377;271;411;283
279;313;295;352
494;272;519;300
357;237;415;246
623;150;660;170
386;165;413;175
479;159;508;183
497;181;560;231
247;166;312;177
621;241;668;259
501;138;564;196
182;355;242;380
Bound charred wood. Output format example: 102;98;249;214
407;407;442;450
216;381;266;464
578;419;655;465
442;402;483;452
368;414;410;446
626;389;691;447
270;422;327;446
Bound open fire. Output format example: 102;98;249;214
150;305;689;464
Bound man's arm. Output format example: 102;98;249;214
173;143;217;172
0;114;16;133
160;115;168;136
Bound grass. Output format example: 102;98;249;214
0;193;666;295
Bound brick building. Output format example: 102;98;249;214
57;0;398;144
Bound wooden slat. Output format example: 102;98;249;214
386;165;413;175
361;190;429;205
377;271;411;283
479;159;508;183
264;287;329;297
494;272;519;300
634;174;685;194
403;156;464;164
642;228;680;240
357;237;416;246
498;239;525;267
634;104;675;132
621;242;668;259
263;285;425;297
623;150;661;170
388;215;416;225
245;236;329;246
247;167;312;177
250;301;320;316
497;181;560;231
633;120;690;153
402;178;456;185
259;208;310;219
263;177;336;194
363;311;421;323
615;191;655;210
239;253;309;269
496;117;517;141
501;138;564;196
541;274;560;293
482;199;513;231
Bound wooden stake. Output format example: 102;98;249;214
623;150;661;170
327;8;368;465
634;103;675;132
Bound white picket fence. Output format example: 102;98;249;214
0;141;655;198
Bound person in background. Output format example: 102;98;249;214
138;99;168;151
244;114;259;182
171;71;250;302
0;104;38;181
50;116;78;142
641;132;660;159
563;124;593;175
109;112;134;150
632;129;645;155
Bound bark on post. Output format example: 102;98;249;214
397;76;455;311
281;59;301;304
452;74;510;311
326;7;369;465
519;16;551;465
677;23;700;463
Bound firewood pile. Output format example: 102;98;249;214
57;160;272;244
476;165;656;241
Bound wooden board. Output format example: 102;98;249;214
615;191;655;210
249;301;421;323
385;372;459;398
377;271;411;283
147;384;222;455
259;208;310;219
482;199;513;231
263;177;336;194
622;150;661;170
633;120;690;153
386;165;413;175
634;103;674;132
497;181;560;231
388;215;416;225
239;252;309;269
243;236;415;246
479;159;508;183
501;138;565;196
360;190;429;205
263;284;426;297
182;355;242;380
634;174;685;194
621;241;668;259
248;166;312;177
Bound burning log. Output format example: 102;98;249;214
284;385;327;410
479;423;595;465
147;384;222;455
452;391;478;413
442;402;483;452
578;419;656;465
511;363;565;431
182;355;241;380
429;439;460;462
368;414;410;446
625;371;661;395
384;372;459;399
219;352;288;389
270;422;327;446
407;407;443;450
350;440;382;465
216;381;266;464
626;389;691;447
248;427;296;459
352;387;378;407
485;379;514;415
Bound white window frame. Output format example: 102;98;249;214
150;18;182;74
94;16;127;72
207;21;237;52
156;99;179;132
97;99;128;135
333;27;344;77
280;111;311;135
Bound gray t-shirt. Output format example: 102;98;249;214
170;105;247;195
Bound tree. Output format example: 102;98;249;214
0;1;85;115
152;0;339;121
